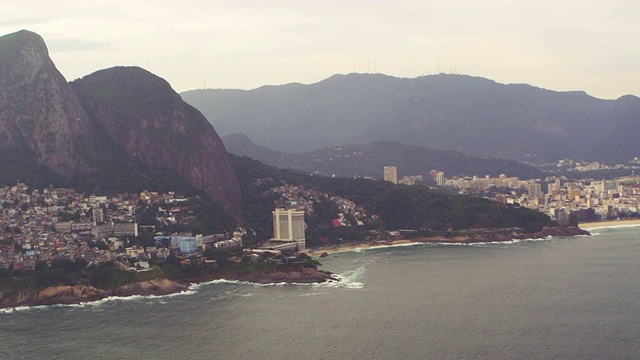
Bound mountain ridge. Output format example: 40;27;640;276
222;133;544;180
182;73;640;162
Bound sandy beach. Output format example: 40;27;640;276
303;238;443;257
304;235;525;257
578;219;640;230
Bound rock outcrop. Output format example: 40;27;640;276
108;278;188;297
0;272;338;309
70;67;242;219
0;30;94;176
0;285;108;308
229;269;339;284
0;278;188;309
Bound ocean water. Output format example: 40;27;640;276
2;226;640;359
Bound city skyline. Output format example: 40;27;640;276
1;0;638;99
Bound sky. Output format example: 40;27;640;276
1;0;638;99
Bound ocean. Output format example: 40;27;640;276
2;226;639;359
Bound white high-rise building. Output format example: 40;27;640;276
436;172;445;186
273;208;306;250
92;207;104;224
384;166;398;184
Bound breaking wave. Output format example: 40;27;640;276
320;266;366;289
0;290;196;314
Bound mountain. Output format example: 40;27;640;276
182;73;640;163
0;30;241;220
0;30;94;177
70;67;242;219
222;133;544;180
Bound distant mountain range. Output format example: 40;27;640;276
222;133;544;180
0;30;241;219
182;73;640;163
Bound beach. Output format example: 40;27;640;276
578;219;640;230
304;226;589;257
303;238;451;257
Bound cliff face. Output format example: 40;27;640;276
70;67;242;219
0;30;94;176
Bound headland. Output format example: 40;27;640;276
0;268;338;310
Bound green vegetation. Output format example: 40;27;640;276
135;196;236;236
87;262;136;289
0;259;136;295
70;135;196;195
0;148;65;188
230;154;556;246
366;186;552;231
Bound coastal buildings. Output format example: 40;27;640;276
0;183;242;271
384;166;398;184
442;174;640;224
272;208;306;250
528;183;542;201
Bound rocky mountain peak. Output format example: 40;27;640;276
0;29;94;175
1;30;243;222
71;66;243;219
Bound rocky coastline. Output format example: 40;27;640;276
220;268;339;284
0;269;339;310
1;227;588;310
0;278;190;309
458;226;590;243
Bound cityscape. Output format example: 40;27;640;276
3;159;637;273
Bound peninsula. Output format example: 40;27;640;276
0;267;338;309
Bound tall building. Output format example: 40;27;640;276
528;183;542;200
92;207;104;224
273;208;306;250
384;166;398;184
436;172;445;186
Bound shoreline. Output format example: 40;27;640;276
0;268;338;311
578;219;640;230
1;226;589;311
304;226;591;257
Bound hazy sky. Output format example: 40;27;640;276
1;0;638;99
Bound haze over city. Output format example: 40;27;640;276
1;0;638;99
